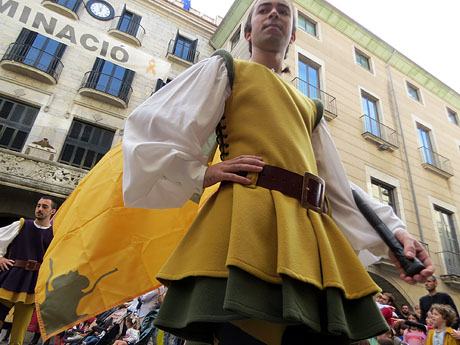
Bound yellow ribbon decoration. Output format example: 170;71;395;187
146;59;156;76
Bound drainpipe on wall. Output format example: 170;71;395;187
386;49;425;245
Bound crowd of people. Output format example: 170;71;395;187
17;286;185;345
351;275;460;345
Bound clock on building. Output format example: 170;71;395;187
86;0;115;21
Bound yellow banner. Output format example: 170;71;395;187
35;143;201;338
0;0;170;79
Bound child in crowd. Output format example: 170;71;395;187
113;316;140;345
403;312;427;345
426;304;459;345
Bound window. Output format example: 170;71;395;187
10;29;66;76
298;58;320;98
59;120;114;169
230;26;241;51
173;32;198;63
447;108;458;125
417;125;435;165
371;178;396;213
298;13;316;36
406;82;421;102
54;0;82;11
361;92;380;137
434;206;460;275
0;97;39;152
117;6;141;36
153;78;172;94
88;58;135;101
355;48;371;71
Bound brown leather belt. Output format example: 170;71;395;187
13;259;41;271
229;165;327;213
256;165;327;213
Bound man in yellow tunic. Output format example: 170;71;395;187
122;1;434;344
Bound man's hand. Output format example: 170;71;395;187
388;230;434;284
0;257;15;271
203;155;265;188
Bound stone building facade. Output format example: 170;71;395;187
0;0;217;223
1;0;460;317
213;0;460;311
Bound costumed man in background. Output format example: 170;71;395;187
0;196;56;345
122;0;434;344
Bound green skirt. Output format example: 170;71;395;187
154;267;389;344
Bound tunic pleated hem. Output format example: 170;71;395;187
154;267;389;344
0;288;34;304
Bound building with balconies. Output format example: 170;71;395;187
0;0;218;223
213;0;460;313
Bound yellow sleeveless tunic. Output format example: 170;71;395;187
157;59;379;300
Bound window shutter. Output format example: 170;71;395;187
154;79;165;92
188;39;198;62
173;30;180;52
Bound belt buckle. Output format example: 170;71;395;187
25;260;38;271
301;172;325;213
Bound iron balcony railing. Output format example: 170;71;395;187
1;42;64;82
418;146;453;175
109;16;146;44
80;71;133;105
290;77;337;118
360;114;398;148
437;250;460;276
43;0;84;14
167;39;200;64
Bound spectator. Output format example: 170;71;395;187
426;304;459;345
113;316;139;345
402;312;427;345
400;305;412;320
420;275;459;328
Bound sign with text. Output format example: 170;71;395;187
0;0;171;80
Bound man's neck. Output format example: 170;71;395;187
250;48;284;74
34;218;51;227
429;290;438;296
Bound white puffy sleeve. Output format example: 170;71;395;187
312;118;407;258
0;221;21;257
122;56;231;209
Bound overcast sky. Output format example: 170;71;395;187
190;0;460;94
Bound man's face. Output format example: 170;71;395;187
35;198;56;221
425;278;437;292
245;0;295;55
402;305;410;314
381;295;390;305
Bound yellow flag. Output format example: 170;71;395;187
35;142;204;339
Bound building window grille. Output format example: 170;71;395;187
434;206;460;275
0;97;39;152
82;58;135;103
59;120;114;169
2;29;66;82
54;0;82;11
371;178;396;214
298;13;316;36
355;49;371;71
